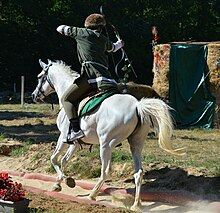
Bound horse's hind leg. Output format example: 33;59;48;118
128;126;148;212
88;145;112;200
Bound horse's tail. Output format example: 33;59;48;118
136;98;185;156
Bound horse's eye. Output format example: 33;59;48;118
37;75;46;83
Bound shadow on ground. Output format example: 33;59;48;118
0;111;59;143
125;167;220;202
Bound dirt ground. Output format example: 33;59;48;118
25;190;127;213
0;106;220;212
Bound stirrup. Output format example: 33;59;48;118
66;129;84;143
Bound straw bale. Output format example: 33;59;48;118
206;43;220;128
152;44;171;99
206;43;220;103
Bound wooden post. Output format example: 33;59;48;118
21;76;24;107
13;83;16;93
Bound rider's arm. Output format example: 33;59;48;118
56;25;71;35
56;25;80;39
57;25;124;52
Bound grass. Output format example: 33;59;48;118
66;158;101;178
142;129;219;170
65;128;220;178
1;104;220;212
46;163;57;174
0;103;59;112
0;103;220;178
0;133;7;140
10;141;33;157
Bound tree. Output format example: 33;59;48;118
0;0;219;92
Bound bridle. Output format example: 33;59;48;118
35;63;54;100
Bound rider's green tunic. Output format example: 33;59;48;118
66;27;118;91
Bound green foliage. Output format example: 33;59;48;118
0;0;219;89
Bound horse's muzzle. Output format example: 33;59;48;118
32;93;37;103
32;92;42;103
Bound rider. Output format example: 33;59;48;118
56;13;124;143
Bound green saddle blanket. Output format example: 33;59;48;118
79;89;119;116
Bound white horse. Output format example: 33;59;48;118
32;59;185;212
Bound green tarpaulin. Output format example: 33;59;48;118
169;44;216;129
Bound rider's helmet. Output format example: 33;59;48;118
84;13;106;29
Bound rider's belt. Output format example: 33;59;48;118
88;76;117;84
82;61;117;84
82;61;108;70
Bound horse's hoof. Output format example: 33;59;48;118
88;195;96;201
64;177;76;188
130;204;142;212
52;184;62;192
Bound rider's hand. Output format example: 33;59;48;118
113;39;124;52
56;25;65;34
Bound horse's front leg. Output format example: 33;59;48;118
88;145;112;200
61;141;79;188
50;135;69;192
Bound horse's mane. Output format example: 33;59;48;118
51;60;80;78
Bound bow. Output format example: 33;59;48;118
100;6;137;79
100;6;117;76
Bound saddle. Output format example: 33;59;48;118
78;89;120;116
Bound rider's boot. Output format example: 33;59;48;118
66;117;84;144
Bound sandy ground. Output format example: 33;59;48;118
0;156;219;213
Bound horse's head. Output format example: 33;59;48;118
32;59;55;102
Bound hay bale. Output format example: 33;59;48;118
206;43;220;103
152;42;220;127
206;43;220;127
152;44;171;98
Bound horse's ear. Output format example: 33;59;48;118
47;59;52;65
39;59;47;69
